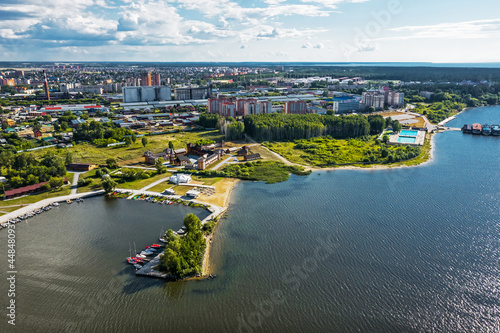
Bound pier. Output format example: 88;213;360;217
135;253;171;279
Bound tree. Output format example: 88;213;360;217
41;183;51;191
26;174;39;185
141;137;148;147
392;120;402;133
124;136;132;146
49;177;64;189
60;121;68;131
367;106;376;113
168;141;174;149
32;123;42;133
102;177;117;193
183;213;202;233
106;158;119;169
326;110;334;115
382;134;390;143
155;157;166;174
53;122;60;132
131;134;137;143
9;176;24;188
65;152;73;166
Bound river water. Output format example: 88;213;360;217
1;106;499;332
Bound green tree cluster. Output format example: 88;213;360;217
0;152;66;189
161;214;206;278
244;113;370;141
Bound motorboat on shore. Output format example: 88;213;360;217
66;199;73;204
52;202;60;207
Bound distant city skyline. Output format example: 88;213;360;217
0;0;499;63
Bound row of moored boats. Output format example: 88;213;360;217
462;123;500;135
0;202;61;230
127;243;163;270
131;194;174;205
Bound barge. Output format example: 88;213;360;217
471;123;482;135
482;124;492;136
492;124;500;136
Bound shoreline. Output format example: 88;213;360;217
200;178;238;278
294;132;438;173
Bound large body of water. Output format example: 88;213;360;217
1;107;499;332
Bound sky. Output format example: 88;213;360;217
0;0;499;63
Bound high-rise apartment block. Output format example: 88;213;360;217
141;72;152;86
208;97;272;117
284;100;307;114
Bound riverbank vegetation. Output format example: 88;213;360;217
265;136;422;167
160;214;206;278
192;160;311;184
401;82;500;123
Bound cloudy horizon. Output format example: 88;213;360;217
0;0;498;63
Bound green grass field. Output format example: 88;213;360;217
24;130;224;165
265;137;423;167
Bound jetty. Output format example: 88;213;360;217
135;253;170;279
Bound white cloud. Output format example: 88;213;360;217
357;43;376;52
300;0;370;9
302;42;312;48
314;43;324;48
176;0;331;21
383;19;500;40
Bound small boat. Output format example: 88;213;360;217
159;237;167;243
136;253;146;258
127;257;137;264
150;244;161;249
134;263;143;269
52;202;60;207
66;199;73;204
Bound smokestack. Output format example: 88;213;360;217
43;70;50;100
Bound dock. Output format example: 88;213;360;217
135;253;170;279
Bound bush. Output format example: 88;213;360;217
78;178;92;187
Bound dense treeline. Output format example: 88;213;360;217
397;83;500;122
244;113;370;141
160;214;206;278
197;114;221;128
0;152;66;188
400;83;500;107
73;121;134;145
287;66;500;82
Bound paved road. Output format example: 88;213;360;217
211;156;235;170
140;176;171;191
422;115;437;132
70;172;85;195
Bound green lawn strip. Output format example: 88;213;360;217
115;171;172;190
0;187;71;209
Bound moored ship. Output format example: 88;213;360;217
461;124;472;133
482;124;491;135
472;123;482;135
491;124;500;136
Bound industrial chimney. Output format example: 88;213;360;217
43;70;50;100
